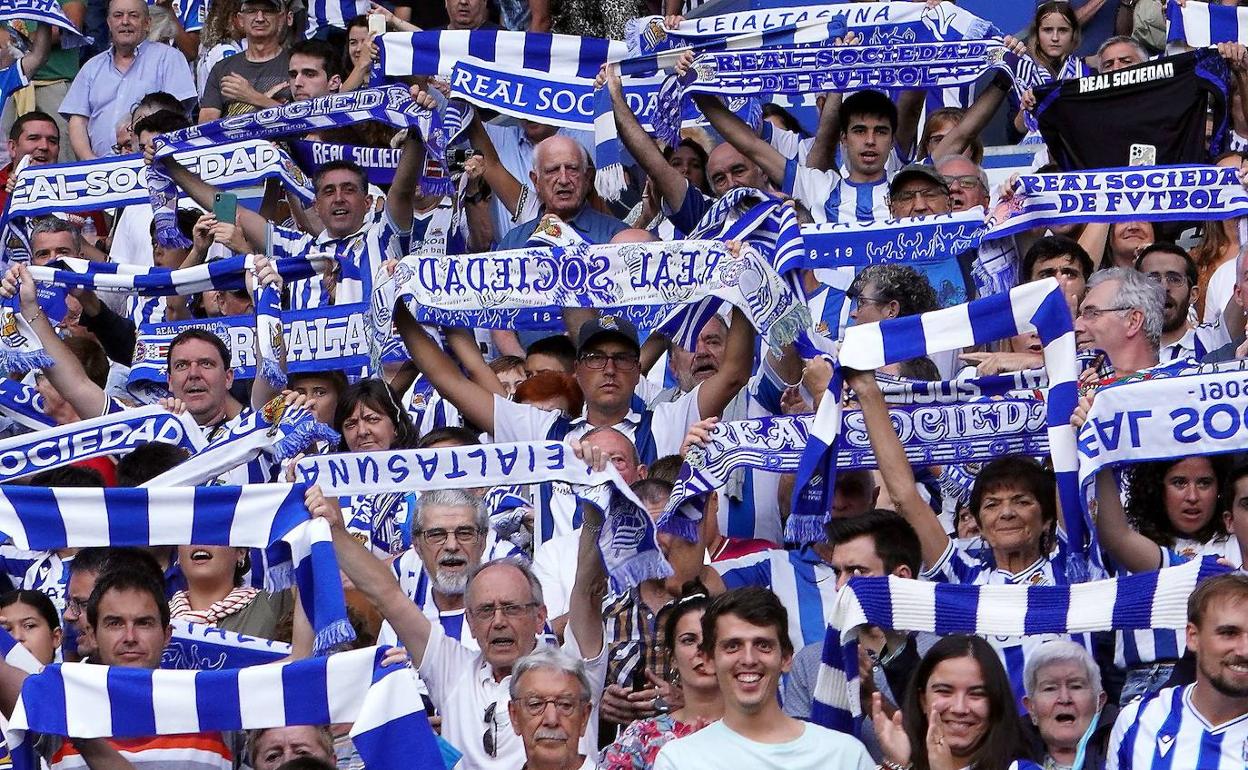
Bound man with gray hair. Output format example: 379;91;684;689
29;216;83;266
1074;267;1163;378
508;647;596;770
933;154;990;212
496;134;627;249
1096;35;1149;73
377;488;492;650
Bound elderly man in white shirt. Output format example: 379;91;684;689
304;437;615;770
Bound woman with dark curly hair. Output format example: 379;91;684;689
1091;453;1234;702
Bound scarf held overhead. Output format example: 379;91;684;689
296;441;672;593
810;557;1232;732
0;483;350;653
27;253;332;297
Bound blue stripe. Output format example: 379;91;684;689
1004;644;1026;712
934;583;976;635
1122;629;1142;668
823;181;843;224
410;32;442;78
1150;687;1186;770
968;291;1018;346
108;668;156;736
788;553;828;647
467;29;496;62
882;314;926;363
522;35;552;73
577;37;609;79
1209;5;1240;43
1196;730;1225;768
190;487;231;546
853;183;874;223
1113;568;1157;632
283;657;331;724
10;488;68;549
1024;583;1068;636
195;669;242;730
106;487;147;546
1154;628;1181;661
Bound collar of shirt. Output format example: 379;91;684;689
316;222;368;249
567;409;642;431
107;40;149;65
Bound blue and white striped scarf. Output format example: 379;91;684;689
0;483;351;653
162;620;290;670
0;404;204;484
141;396;337;487
296;441;672;593
0;0;90;48
658;400;1048;541
625;0;997;56
288;139;401;185
127;303;409;393
0;291;53;372
810;557;1232;732
253;279;286;390
27;253;331;296
792;279;1084;575
1165;0;1246;48
6;646;442;770
2;141;313;223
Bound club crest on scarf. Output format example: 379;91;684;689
0;308;29;351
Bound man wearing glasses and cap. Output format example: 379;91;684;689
198;0;293;120
394;309;755;541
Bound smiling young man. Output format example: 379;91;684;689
1108;573;1248;769
653;587;873;770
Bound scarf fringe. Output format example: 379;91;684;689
608;549;673;594
259;358;288;391
273;419;340;461
155;225;193;250
655;507;698;543
595;163;627;203
1;350;52;374
784;512;827;545
764;303;812;353
313;618;357;655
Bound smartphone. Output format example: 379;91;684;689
213;192;238;225
368;12;385;37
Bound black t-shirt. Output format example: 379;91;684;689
201;51;292;117
1034;48;1231;170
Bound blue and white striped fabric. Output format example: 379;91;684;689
0;0;90;48
0;623;45;676
141;397;337;488
1165;0;1248;48
6;646;443;770
253;280;286;390
0;379;52;431
0;404;204;485
304;0;366;38
798;278;1085;574
810;556;1233;733
0;483;351;654
27;254;331;297
715;546;839;648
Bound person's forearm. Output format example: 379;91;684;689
528;0;550;30
19;25;51;78
68;117;95;160
386;133;424;232
328;524;431;660
467;118;521;214
1074;0;1106;25
165;157;271;247
446;326;505;397
692;93;784;183
804;92;842;171
611;76;688;208
567;506;605;657
342;62;370;92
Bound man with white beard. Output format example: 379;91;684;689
377;489;490;649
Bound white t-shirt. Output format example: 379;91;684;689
1202;256;1237;327
653;719;874;770
530;530;580;618
417;621;606;770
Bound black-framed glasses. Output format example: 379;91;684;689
467;602;540;622
482;701;498;757
417;526;482;546
1077;306;1133;321
850;292;889;307
945;175;985;191
890;188;949;204
578;351;640;371
511;696;587;716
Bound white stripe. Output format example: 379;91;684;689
325;645;374;723
153;674;203;734
237;664;284;726
768;554;805;650
147;488;198;545
59;488;110;545
922;301;972;351
1065;573;1117;631
1187;2;1212;47
1153;559;1200;628
979;584;1028;637
65;664;112;737
888;576;937;633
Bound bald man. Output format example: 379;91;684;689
497;135;627;249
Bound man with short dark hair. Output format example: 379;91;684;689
287;39;343;104
0;109;61;212
654;587;874;770
1107;573;1248;769
1135;242;1232;363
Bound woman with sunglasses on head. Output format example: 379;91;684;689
603;585;721;770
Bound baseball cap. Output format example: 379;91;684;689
888;164;949;197
576;315;640;354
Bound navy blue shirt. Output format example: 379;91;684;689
497;205;629;250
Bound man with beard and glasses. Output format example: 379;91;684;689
1134;242;1236;364
1108;573;1248;769
376;489;490;650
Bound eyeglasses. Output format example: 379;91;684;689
111;141;133;155
945;175;985;191
1077;306;1133;321
578;351;640;371
466;601;540;621
850;292;889;307
417;526;482;546
65;596;87;615
512;696;587;716
1145;271;1189;287
237;6;280;15
890;188;949;203
482;702;498;758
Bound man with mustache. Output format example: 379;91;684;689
507;648;597;770
1107;573;1248;769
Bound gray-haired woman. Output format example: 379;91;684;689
1021;641;1115;770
